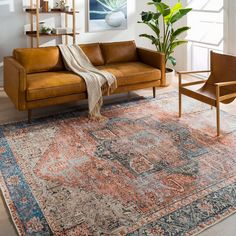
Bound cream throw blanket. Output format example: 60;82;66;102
58;45;117;118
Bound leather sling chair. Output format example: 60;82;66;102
178;51;236;136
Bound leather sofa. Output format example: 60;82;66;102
4;41;165;122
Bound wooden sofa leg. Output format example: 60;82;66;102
153;87;156;98
28;110;32;124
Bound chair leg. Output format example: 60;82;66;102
179;92;182;118
216;104;220;136
178;74;182;118
28;109;32;124
153;87;156;98
216;85;221;136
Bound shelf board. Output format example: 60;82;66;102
25;8;79;15
26;31;80;37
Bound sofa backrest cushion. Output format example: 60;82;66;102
13;47;64;74
79;43;105;66
100;41;138;64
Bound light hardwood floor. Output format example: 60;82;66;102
0;77;236;236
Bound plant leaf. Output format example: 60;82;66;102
96;0;127;11
154;2;171;17
139;34;157;45
168;56;177;66
143;22;160;36
170;40;188;51
170;8;192;24
141;11;153;22
171;26;191;41
148;0;162;5
164;2;182;23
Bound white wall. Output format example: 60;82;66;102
0;1;27;86
135;0;155;50
0;0;136;86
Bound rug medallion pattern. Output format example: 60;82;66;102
0;92;236;235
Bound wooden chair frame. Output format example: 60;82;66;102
178;70;236;136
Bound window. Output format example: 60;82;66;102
186;0;224;74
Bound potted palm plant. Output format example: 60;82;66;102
91;0;127;27
139;0;192;85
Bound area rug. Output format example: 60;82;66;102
1;92;236;236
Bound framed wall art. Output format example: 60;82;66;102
87;0;127;32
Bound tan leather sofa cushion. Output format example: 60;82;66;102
79;43;105;66
27;71;86;101
26;62;160;101
101;41;138;64
98;62;161;86
14;47;64;74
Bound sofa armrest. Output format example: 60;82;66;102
137;47;166;86
4;57;27;110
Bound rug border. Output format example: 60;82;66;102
192;209;236;236
0;173;25;236
1;175;236;236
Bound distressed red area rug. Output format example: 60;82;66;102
1;92;236;236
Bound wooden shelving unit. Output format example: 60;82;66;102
26;0;79;47
26;31;79;37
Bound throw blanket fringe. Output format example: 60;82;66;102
58;45;117;118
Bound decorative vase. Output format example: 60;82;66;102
105;11;125;27
165;68;175;86
45;29;52;34
64;5;70;12
60;0;66;11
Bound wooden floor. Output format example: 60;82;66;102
0;77;236;236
